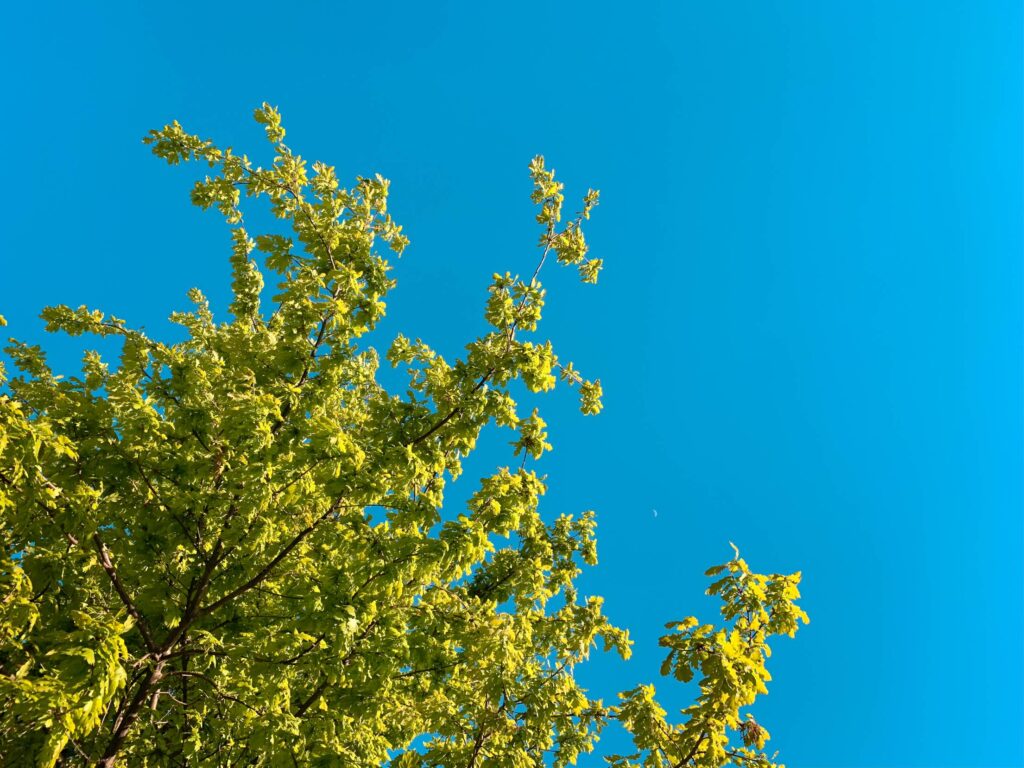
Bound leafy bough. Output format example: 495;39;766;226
0;105;807;767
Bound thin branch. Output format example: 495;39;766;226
155;546;224;657
162;670;264;716
197;498;343;617
403;372;493;446
253;633;325;665
404;221;563;448
393;662;459;680
295;617;381;717
92;533;158;654
0;469;79;547
676;732;708;768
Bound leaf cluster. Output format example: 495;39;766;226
0;106;806;768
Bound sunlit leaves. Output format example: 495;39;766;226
253;102;286;144
0;106;805;768
614;549;808;768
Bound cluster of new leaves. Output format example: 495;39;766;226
610;547;809;768
0;106;805;768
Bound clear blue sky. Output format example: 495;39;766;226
2;2;1021;766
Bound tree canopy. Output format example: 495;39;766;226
0;105;807;768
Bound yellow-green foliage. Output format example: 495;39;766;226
0;106;806;767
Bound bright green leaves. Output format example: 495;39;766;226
613;548;808;768
529;154;565;227
390;153;603;480
190;172;244;224
468;467;545;536
0;106;806;768
580;378;603;415
611;684;670;761
386;332;419;368
255;233;295;272
578;257;603;285
39;304;123;338
512;409;551;460
0;603;129;768
143;119;252;224
705;546;810;638
0;548;39;651
253;101;286;144
143;119;222;167
146;105;402;348
484;271;539;332
531;156;603;285
517;341;557;393
553;226;591;278
228;227;264;323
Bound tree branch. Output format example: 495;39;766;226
676;732;708;768
162;670;264;716
197;499;342;617
466;726;488;768
97;660;167;768
294;616;382;717
253;633;325;665
0;469;79;547
404;223;563;448
92;533;158;654
295;678;330;718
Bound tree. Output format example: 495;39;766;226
0;105;808;768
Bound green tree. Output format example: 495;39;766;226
0;106;808;768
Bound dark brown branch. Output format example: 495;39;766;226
393;662;459;680
466;725;488;768
197;499;342;617
253;633;325;665
269;309;333;435
676;732;708;768
295;678;330;717
150;546;223;663
724;749;761;764
403;372;493;446
92;533;157;654
131;460;162;503
349;551;419;604
97;660;167;767
158;646;228;663
255;176;343;436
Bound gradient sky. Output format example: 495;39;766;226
2;2;1021;766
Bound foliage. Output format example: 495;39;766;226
0;105;807;767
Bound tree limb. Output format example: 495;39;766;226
92;533;158;654
197;498;343;617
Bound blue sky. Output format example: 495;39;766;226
2;2;1021;766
